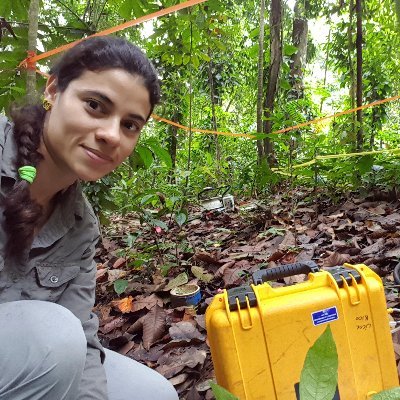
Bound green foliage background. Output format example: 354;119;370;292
1;0;400;215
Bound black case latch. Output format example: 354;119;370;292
227;286;257;311
326;266;362;288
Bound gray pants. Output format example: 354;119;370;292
0;301;178;400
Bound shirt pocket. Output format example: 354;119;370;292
22;262;81;302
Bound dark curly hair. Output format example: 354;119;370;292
4;36;160;258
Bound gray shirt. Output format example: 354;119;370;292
0;116;107;399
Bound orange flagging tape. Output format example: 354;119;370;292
272;95;400;135
19;0;207;67
151;114;256;139
152;95;400;139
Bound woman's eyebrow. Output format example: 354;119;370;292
84;90;146;122
84;90;113;105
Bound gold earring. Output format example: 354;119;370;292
43;98;52;111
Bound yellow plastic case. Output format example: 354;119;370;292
206;262;398;400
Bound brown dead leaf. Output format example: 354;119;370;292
215;260;235;278
268;250;285;262
322;251;351;267
100;316;126;334
142;304;167;350
169;321;206;342
169;373;189;386
222;261;250;287
360;238;385;255
279;252;297;264
194;252;221;265
110;296;134;314
112;257;127;269
156;347;207;378
365;220;383;232
376;213;400;228
107;269;127;283
278;231;296;250
132;294;164;312
385;247;400;258
327;212;344;220
317;223;336;239
367;205;387;215
96;268;108;282
118;341;136;356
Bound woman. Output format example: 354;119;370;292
0;36;178;400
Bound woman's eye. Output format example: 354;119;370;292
86;99;103;112
124;121;140;132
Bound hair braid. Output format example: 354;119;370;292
3;104;45;258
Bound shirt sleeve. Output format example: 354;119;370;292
57;222;108;400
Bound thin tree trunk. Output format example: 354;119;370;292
288;0;308;100
263;0;282;165
356;0;363;150
320;27;331;112
256;0;266;162
168;107;181;183
26;0;40;104
348;0;356;145
207;47;221;175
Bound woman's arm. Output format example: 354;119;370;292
57;226;108;400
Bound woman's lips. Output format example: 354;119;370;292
82;146;113;163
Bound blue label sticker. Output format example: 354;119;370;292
312;306;338;326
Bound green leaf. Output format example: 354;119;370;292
136;145;153;169
147;140;173;169
164;272;188;291
152;219;169;230
191;265;213;283
140;193;157;205
131;0;146;17
280;78;292;90
371;387;400;399
118;0;133;19
114;279;129;295
192;54;200;69
284;44;298;56
174;53;183;65
357;155;374;175
200;52;211;62
299;326;338;400
210;382;239;400
174;212;187;227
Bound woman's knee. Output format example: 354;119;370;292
0;300;86;376
104;349;179;400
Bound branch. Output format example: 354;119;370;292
54;0;92;31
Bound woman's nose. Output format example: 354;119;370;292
95;120;120;146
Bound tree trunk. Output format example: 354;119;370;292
288;0;308;100
356;0;363;150
348;0;357;145
256;0;266;162
26;0;40;104
262;0;282;165
207;47;221;175
168;106;181;183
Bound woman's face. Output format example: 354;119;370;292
43;68;151;182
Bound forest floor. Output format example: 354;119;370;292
94;187;400;399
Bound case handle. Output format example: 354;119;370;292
198;185;231;200
252;261;320;285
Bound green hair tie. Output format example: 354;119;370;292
18;166;37;184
